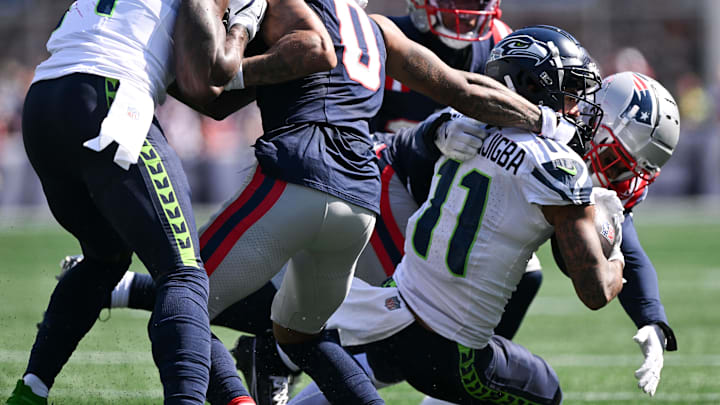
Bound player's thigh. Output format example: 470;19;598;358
203;174;332;319
82;121;203;276
372;324;561;405
22;73;132;262
271;196;375;333
470;335;561;405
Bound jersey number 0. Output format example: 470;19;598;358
333;0;382;91
412;159;491;278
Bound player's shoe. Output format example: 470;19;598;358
232;334;296;405
57;254;84;280
5;380;47;405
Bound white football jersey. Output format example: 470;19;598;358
33;0;179;105
394;127;593;349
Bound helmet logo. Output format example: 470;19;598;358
627;73;655;127
488;35;551;67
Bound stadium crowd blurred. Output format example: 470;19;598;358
1;0;719;211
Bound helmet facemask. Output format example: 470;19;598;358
584;124;659;195
409;0;501;49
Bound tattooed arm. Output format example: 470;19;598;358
242;0;336;86
176;0;336;119
542;204;624;310
370;14;542;133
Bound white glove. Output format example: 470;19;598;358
538;105;577;144
228;0;267;42
633;324;666;396
434;116;488;161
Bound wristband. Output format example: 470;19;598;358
225;64;245;90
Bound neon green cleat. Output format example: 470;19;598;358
6;380;47;405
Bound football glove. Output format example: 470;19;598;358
434;115;488;161
228;0;267;42
538;105;578;145
633;324;666;396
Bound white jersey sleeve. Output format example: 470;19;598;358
32;0;179;104
514;131;593;207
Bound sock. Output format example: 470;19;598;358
279;337;384;405
206;334;251;405
109;272;135;308
149;268;211;403
494;270;543;339
128;272;156;310
226;396;255;405
23;374;49;398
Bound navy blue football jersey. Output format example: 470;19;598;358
254;0;388;213
371;16;511;133
256;0;386;134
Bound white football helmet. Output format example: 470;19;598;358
584;72;680;195
407;0;501;49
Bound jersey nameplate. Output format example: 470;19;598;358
479;132;525;175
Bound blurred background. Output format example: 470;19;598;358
0;0;719;218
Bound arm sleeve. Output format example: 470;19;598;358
617;213;677;350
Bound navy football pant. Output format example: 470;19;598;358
365;322;562;405
22;73;211;404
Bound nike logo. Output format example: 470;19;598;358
557;165;577;176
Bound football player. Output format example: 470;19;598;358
286;72;681;405
179;0;565;403
289;25;622;405
5;0;266;404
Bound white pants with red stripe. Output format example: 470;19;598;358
201;162;376;334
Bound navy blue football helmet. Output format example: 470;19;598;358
485;25;603;153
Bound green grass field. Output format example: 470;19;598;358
1;200;718;404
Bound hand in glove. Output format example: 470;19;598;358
228;0;267;42
537;106;577;144
633;324;666;396
434;116;489;161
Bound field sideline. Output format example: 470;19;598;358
1;198;718;404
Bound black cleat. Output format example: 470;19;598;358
232;333;297;405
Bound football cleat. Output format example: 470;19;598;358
232;333;298;405
5;380;47;405
57;254;84;281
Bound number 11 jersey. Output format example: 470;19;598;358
394;127;593;349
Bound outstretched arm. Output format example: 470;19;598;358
543;204;624;310
370;14;542;133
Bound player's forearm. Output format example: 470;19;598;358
243;30;336;87
460;71;543;133
378;18;542;133
546;205;624;309
617;214;669;327
174;0;246;104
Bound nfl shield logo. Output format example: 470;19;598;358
600;222;615;244
385;296;401;311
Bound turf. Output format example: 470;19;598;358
0;200;718;404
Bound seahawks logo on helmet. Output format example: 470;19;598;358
488;35;552;67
